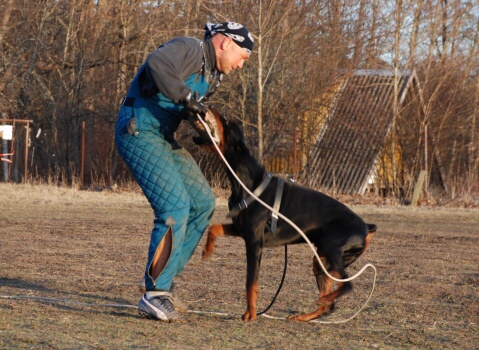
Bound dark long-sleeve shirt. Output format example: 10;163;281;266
139;37;218;104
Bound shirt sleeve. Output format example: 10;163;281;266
144;37;203;104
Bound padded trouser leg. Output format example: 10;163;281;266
115;114;214;291
172;148;215;275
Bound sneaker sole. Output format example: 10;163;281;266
138;309;186;323
138;309;170;323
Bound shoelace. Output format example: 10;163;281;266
152;296;176;313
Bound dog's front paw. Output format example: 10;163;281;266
202;245;214;259
202;231;217;260
242;310;257;322
202;238;215;260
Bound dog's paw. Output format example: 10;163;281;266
288;314;311;322
202;235;216;260
202;247;213;260
242;310;257;322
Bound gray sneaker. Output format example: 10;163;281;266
138;291;180;322
138;277;188;313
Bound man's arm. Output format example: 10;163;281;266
144;37;203;103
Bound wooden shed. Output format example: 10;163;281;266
297;69;445;195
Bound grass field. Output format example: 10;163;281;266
0;183;478;349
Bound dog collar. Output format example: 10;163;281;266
227;172;273;218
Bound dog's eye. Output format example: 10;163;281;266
234;140;247;153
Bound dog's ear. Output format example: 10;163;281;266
226;121;249;154
228;122;246;142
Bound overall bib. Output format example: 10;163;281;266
115;63;216;292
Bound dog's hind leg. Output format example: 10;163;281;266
202;224;241;259
289;256;337;322
304;230;376;318
291;252;353;322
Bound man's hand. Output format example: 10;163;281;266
183;92;218;143
183;91;207;118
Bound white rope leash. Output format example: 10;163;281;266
0;115;376;324
198;113;377;323
0;293;374;324
0;295;234;317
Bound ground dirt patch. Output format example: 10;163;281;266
1;183;478;349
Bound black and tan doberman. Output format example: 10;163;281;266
191;109;377;322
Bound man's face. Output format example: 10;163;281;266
216;36;250;75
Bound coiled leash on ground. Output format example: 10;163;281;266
197;112;377;324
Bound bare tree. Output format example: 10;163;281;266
0;0;477;197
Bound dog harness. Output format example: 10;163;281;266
228;172;272;217
269;177;285;233
228;172;285;233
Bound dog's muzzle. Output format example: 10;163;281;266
189;110;220;145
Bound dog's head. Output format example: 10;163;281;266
192;108;248;158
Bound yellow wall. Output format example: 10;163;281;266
266;83;342;175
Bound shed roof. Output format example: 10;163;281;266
300;69;418;194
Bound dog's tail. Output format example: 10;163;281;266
367;223;377;233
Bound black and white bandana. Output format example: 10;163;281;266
204;22;254;54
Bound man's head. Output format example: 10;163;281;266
205;22;254;75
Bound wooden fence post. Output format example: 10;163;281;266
411;170;426;206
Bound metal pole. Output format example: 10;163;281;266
8;120;15;181
24;121;30;183
1;119;6;182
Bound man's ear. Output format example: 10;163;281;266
221;36;232;50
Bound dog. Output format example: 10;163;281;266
191;108;377;322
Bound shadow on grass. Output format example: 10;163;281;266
0;277;139;318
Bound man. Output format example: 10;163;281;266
115;22;254;322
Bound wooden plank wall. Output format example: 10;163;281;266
299;72;410;193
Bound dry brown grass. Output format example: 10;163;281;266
1;183;478;349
